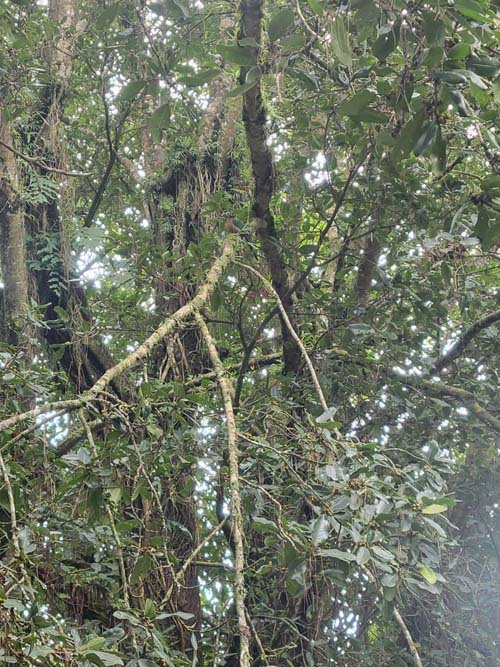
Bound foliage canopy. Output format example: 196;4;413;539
0;0;499;665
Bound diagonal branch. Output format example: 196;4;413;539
388;371;500;433
431;309;500;374
193;310;251;667
236;261;329;412
0;237;238;435
393;608;424;667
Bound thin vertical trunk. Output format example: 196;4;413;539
0;119;29;344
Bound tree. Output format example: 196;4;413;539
1;0;499;665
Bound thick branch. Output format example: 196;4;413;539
393;608;424;667
239;0;300;374
194;311;251;667
431;309;500;374
389;371;500;433
0;118;29;341
0;237;238;435
0;140;89;177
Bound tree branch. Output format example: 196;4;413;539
431;309;500;374
0;237;238;435
194;311;251;667
239;0;300;374
393;608;424;667
237;261;329;412
389;371;500;433
0;140;89;177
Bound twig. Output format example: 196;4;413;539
236;262;328;412
233;156;366;405
394;373;500;433
0;450;33;598
79;409;131;608
296;0;319;39
178;517;228;580
362;566;423;667
0;451;21;559
194;310;251;667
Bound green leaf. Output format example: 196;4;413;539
117;80;145;102
86;652;124;666
269;8;295;42
113;610;140;625
79;638;107;654
311;515;330;545
149;2;168;16
3;599;25;612
473;207;500;250
144;598;157;620
493;74;500;101
461;69;488;89
77;447;91;465
96;4;121;30
252;516;279;533
356;546;371;565
354;109;388;123
290;67;319;90
455;0;491;22
331;17;352;67
383;585;397;601
168;0;190;18
448;43;470;61
148;103;171;144
422;13;445;46
339;90;376;116
307;0;324;16
373;26;398;61
372;545;394;561
116;519;140;532
393;111;425;160
316;406;338;423
468;55;500;79
450;90;470;116
421;503;448;514
418;564;437;584
319;548;356;562
226;80;259;98
130;555;153;585
246;66;260;84
432;71;468;84
218;45;256;66
481;175;500;191
238;37;260;48
177;69;221;87
431;125;447;175
108;486;122;507
280;33;306;51
413;122;437;156
381;573;398;587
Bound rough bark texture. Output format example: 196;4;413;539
239;0;301;375
0;120;28;343
354;233;381;310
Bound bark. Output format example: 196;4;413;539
431;309;500;374
239;0;301;375
354;233;381;310
0;119;28;343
